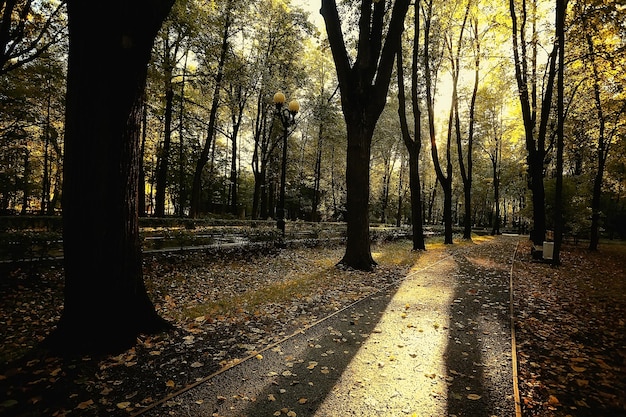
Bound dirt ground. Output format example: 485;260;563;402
0;236;625;417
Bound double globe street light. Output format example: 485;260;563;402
273;91;300;238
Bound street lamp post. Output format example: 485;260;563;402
273;91;299;238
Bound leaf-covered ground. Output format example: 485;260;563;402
513;240;626;417
0;237;625;417
0;241;417;417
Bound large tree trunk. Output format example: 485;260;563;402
322;0;410;270
50;0;174;354
340;121;376;269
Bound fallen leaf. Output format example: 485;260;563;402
117;402;131;409
467;394;481;400
548;395;560;405
298;398;308;404
268;394;276;401
166;380;175;388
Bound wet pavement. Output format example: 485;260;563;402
135;236;521;417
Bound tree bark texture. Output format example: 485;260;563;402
53;0;174;354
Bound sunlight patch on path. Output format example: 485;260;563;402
314;253;457;416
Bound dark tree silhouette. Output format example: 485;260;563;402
49;0;174;354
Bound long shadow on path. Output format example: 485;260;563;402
445;236;518;417
138;237;520;417
138;283;403;417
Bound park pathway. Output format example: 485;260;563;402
135;235;521;417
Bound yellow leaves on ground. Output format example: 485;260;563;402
116;401;131;409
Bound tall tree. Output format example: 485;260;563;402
189;0;234;218
576;0;626;250
321;0;410;270
552;0;566;264
49;0;174;354
508;0;558;246
153;0;196;217
248;0;311;220
423;0;461;244
456;6;480;240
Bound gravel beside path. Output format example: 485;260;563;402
137;236;521;417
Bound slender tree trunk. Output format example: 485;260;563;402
51;0;174;354
553;0;565;263
330;144;340;219
177;53;188;217
21;148;30;214
583;15;610;251
458;15;479;240
190;4;232;218
41;92;51;214
312;125;323;222
425;0;459;244
252;171;263;220
380;157;391;223
229;98;244;216
491;155;500;235
396;157;403;227
154;51;174;217
397;15;425;249
139;96;148;217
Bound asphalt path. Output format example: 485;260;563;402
135;235;521;417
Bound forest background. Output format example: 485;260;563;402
1;0;625;243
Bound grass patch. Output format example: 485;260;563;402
185;240;421;321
